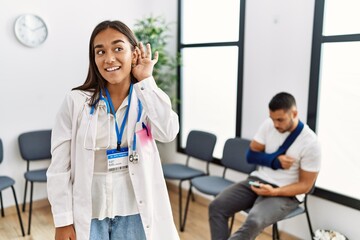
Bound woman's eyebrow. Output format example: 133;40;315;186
112;39;125;45
94;44;103;49
94;39;125;49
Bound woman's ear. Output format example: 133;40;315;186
132;49;138;67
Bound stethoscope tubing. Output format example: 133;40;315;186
83;89;142;152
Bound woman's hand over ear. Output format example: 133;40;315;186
132;42;159;81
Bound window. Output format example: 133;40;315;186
308;0;360;209
178;0;245;159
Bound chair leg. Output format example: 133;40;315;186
180;183;193;232
11;186;25;237
27;182;34;235
0;191;4;217
191;190;195;201
305;200;314;239
22;180;28;212
272;223;279;240
228;214;235;237
178;181;184;232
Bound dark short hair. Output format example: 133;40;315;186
268;92;296;111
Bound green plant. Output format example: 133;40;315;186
133;15;179;108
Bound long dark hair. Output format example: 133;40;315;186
73;20;139;106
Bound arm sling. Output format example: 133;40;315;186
246;120;304;170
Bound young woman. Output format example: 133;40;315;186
47;20;179;240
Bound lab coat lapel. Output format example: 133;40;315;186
89;103;100;149
127;90;138;149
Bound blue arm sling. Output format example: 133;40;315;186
246;120;304;170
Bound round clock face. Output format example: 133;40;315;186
14;14;48;48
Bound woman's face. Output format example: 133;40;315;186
93;28;136;86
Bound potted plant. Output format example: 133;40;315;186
133;15;179;109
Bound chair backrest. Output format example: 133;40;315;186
222;138;256;174
185;130;217;162
18;130;52;161
0;138;3;164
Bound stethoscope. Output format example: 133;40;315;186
83;84;142;162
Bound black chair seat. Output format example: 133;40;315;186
24;168;47;182
191;176;234;196
0;176;15;191
163;163;205;180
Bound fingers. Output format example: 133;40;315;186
135;46;141;63
139;42;146;58
153;50;159;64
137;42;157;61
146;42;152;59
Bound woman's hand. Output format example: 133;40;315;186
55;224;76;240
132;42;159;81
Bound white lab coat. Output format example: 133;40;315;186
47;77;180;240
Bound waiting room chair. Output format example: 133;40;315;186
18;129;51;235
0;138;25;237
182;137;255;232
162;130;217;231
253;187;315;240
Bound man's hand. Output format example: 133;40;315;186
55;224;76;240
251;183;278;196
278;155;295;169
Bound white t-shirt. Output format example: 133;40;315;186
92;96;139;220
250;118;321;190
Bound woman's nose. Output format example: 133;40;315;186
105;53;115;63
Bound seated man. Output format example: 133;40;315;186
209;92;321;240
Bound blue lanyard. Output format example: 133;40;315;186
105;84;133;151
132;99;143;152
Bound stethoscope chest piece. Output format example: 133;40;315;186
129;152;139;164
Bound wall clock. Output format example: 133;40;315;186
14;14;48;48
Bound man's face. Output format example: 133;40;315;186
269;109;296;133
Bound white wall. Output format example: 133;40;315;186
0;0;149;207
160;0;360;239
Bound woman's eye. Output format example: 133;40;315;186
96;50;105;55
115;47;123;52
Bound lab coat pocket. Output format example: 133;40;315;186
136;122;153;147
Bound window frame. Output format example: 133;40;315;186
176;0;246;165
308;0;360;210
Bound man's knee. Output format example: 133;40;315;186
209;198;221;216
244;213;266;230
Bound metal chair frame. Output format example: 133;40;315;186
263;190;314;240
182;138;255;233
0;138;25;237
18;129;51;235
162;130;217;231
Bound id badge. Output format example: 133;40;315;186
106;148;129;172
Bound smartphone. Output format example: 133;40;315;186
248;180;261;188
